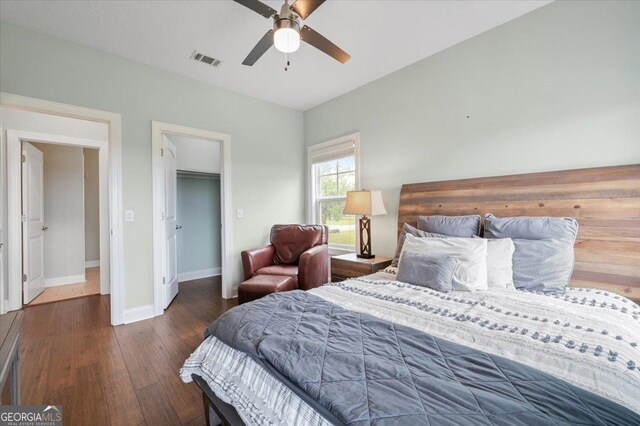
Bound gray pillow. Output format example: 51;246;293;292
396;251;457;292
484;214;579;293
391;223;448;267
511;239;574;293
417;214;481;237
484;214;578;243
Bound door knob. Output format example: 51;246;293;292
42;225;48;231
176;225;183;230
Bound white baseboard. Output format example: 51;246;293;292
123;304;155;324
85;260;100;268
178;267;221;283
45;274;86;287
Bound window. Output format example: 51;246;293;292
308;134;360;251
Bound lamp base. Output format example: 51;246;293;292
358;215;374;259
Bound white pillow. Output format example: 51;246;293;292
401;234;488;291
486;238;515;289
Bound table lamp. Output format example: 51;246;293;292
343;190;387;259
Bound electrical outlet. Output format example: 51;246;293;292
236;208;244;219
125;210;135;222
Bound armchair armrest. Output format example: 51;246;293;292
241;245;275;280
298;244;329;291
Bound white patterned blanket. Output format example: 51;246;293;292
181;269;640;424
314;269;640;415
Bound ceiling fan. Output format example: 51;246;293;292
233;0;351;66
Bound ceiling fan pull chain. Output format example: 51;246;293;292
285;52;290;71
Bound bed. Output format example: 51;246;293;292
181;164;640;425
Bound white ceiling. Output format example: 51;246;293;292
0;1;551;111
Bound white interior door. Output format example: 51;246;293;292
163;138;179;308
22;142;45;304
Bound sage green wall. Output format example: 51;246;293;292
0;22;305;309
177;176;221;275
304;1;640;259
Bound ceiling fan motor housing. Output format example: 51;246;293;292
273;17;300;34
274;2;300;35
273;2;301;54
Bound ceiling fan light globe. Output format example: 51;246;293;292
274;27;300;53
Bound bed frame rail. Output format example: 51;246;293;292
193;374;245;426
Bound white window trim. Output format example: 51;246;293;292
307;132;360;254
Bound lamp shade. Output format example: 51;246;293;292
343;190;387;216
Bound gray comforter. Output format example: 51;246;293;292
207;290;639;425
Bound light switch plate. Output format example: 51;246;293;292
125;210;135;222
236;208;244;219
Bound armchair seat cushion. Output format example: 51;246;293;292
255;265;299;286
238;275;296;304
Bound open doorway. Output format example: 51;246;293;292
21;142;101;306
152;122;232;317
176;171;222;282
159;134;221;308
1;93;124;325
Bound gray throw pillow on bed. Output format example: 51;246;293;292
391;223;448;267
484;214;578;244
417;214;481;237
511;239;574;293
396;251;457;292
484;214;579;293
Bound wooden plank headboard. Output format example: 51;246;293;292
398;164;640;302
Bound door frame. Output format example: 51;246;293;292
1;92;125;325
10;132;107;300
151;121;232;316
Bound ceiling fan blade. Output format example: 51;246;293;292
300;25;351;64
290;0;325;20
242;29;274;66
233;0;277;18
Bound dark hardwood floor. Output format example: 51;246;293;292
20;276;237;426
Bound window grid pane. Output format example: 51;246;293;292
317;160;337;176
315;156;355;201
337;171;355;194
318;199;356;247
337;156;355;172
317;156;353;177
318;174;339;197
312;151;357;249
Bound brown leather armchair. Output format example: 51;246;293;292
241;224;329;291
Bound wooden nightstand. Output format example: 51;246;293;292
331;253;393;282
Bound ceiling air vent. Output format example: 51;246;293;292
190;51;222;67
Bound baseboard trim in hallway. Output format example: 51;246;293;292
27;267;100;306
123;304;155;324
44;273;86;287
178;268;221;283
